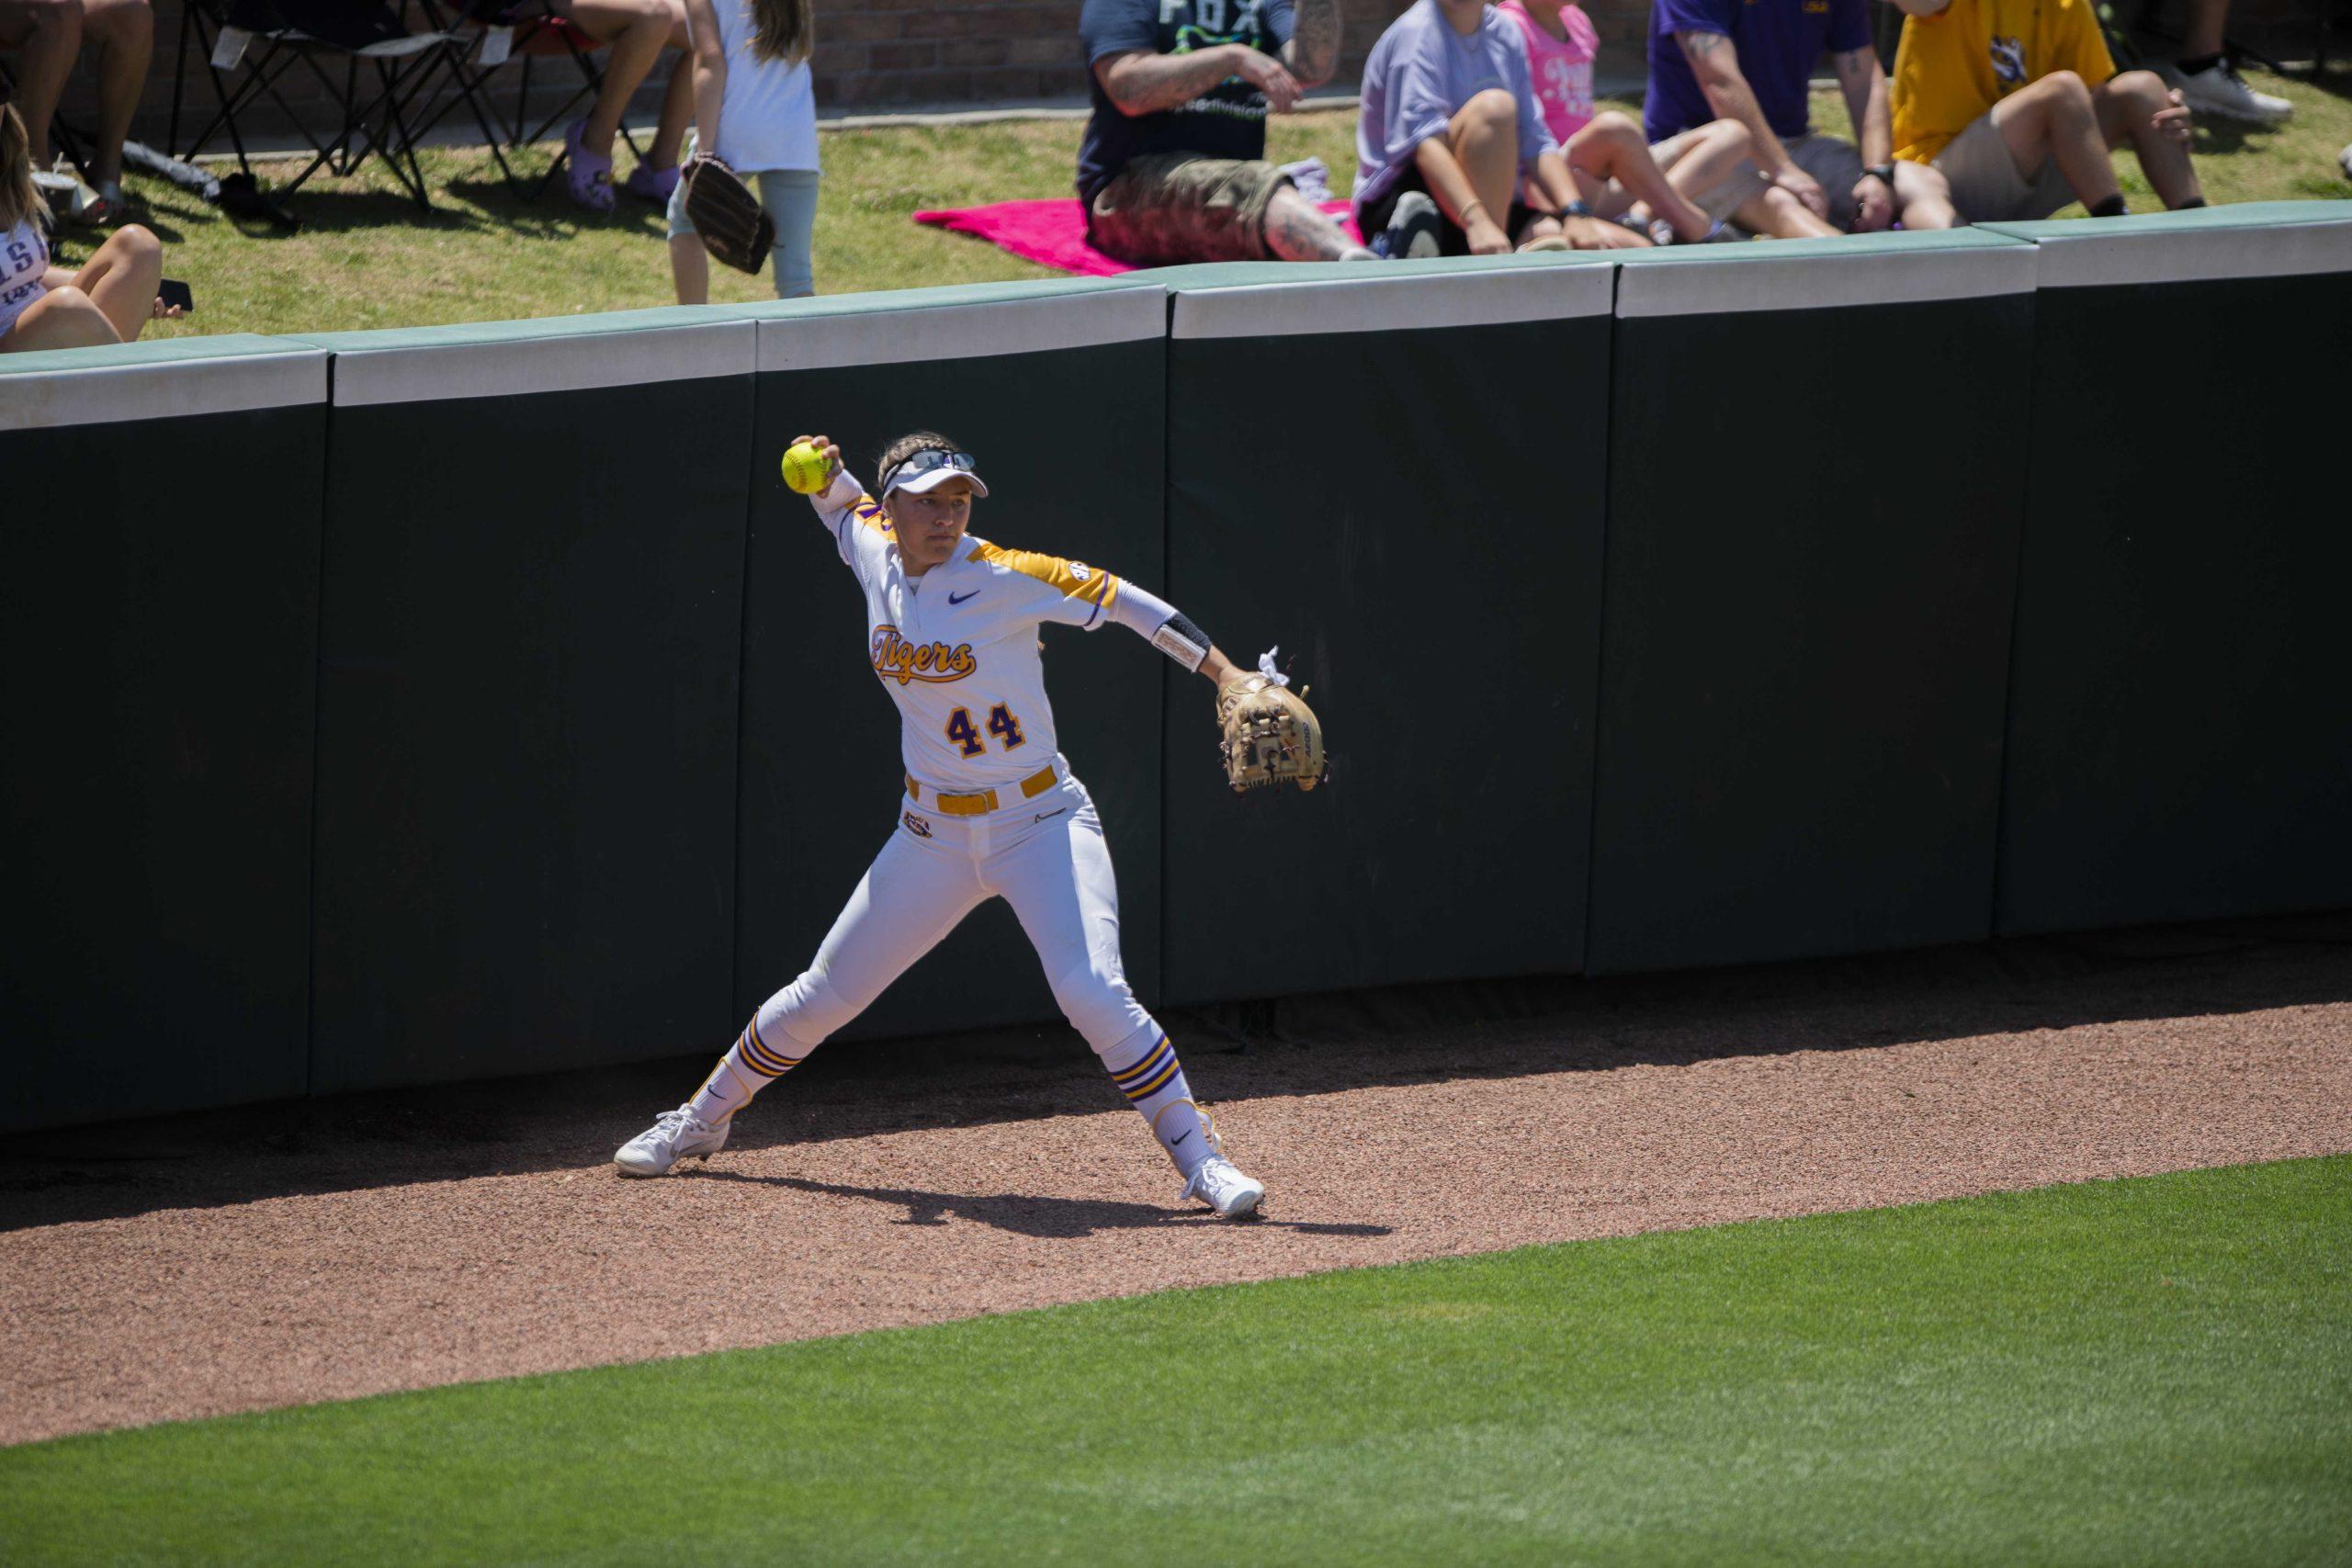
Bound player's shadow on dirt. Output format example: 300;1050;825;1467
7;910;2347;1233
691;1170;1391;1240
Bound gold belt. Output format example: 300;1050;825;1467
907;763;1057;817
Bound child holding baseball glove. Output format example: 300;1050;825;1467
666;0;819;300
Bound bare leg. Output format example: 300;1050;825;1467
1989;70;2120;209
1729;184;1840;238
1261;183;1374;262
2183;0;2227;58
1653;118;1758;220
68;221;163;339
1567;110;1712;241
669;231;707;304
0;0;84;169
80;0;151;187
1449;87;1522;230
645;4;692;169
558;0;670;161
2096;70;2203;209
1893;160;1957;229
0;285;120;350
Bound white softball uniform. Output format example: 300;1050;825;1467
729;472;1197;1077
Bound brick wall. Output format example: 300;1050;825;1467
50;0;2335;149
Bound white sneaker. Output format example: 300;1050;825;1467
2339;142;2351;183
2176;61;2292;125
614;1105;727;1176
1179;1154;1265;1219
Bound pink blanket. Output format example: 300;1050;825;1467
913;197;1363;276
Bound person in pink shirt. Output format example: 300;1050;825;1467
1498;0;1761;242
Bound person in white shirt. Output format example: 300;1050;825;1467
667;0;819;300
614;431;1275;1220
0;96;177;351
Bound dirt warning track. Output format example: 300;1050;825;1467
5;918;2349;1446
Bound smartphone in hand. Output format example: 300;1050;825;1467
158;278;194;314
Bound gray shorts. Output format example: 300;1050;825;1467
666;153;820;299
1932;111;2075;224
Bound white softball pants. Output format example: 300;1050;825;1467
752;768;1158;1063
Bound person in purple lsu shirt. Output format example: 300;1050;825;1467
1646;0;1957;234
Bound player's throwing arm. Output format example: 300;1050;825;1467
615;431;1325;1217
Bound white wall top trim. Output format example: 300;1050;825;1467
0;349;328;431
757;288;1166;371
2026;219;2352;288
1171;265;1612;339
1615;243;2036;319
329;320;754;406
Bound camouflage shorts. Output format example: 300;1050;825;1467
1087;153;1292;266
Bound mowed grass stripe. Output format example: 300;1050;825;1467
4;1156;2346;1566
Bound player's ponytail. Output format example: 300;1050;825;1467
745;0;813;65
0;104;43;233
876;430;966;493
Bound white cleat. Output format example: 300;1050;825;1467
1180;1154;1266;1219
2175;61;2292;125
614;1106;727;1176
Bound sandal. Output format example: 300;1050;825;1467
563;119;616;214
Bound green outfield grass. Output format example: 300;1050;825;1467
4;1156;2347;1566
64;63;2352;342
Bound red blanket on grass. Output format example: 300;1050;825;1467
913;197;1363;276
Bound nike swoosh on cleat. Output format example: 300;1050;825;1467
948;590;979;604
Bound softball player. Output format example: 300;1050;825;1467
616;430;1268;1217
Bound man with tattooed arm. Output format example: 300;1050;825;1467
1078;0;1376;264
1646;0;1959;235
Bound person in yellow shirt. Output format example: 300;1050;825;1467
1888;0;2204;222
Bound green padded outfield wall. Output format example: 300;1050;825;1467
1979;204;2352;934
3;337;328;1130
1152;255;1616;1004
735;282;1170;1042
300;311;754;1093
1588;232;2038;974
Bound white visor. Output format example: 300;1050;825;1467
880;447;989;499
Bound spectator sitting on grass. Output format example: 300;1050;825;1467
0;0;152;225
1888;0;2205;222
1078;0;1374;265
1354;0;1649;256
1498;0;1751;243
0;94;179;351
667;0;817;301
1646;0;1957;236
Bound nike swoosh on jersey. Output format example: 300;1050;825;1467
948;590;979;605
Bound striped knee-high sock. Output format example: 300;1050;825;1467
1104;1031;1213;1174
686;1015;809;1126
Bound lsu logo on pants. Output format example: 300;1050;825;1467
901;810;933;839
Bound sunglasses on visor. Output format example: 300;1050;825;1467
880;447;978;494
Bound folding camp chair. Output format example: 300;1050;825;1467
171;0;506;212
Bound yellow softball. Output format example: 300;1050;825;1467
781;442;831;495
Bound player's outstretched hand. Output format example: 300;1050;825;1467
789;433;843;487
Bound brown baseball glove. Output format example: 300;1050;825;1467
1216;650;1326;794
684;154;774;276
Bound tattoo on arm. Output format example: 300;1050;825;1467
1285;0;1340;87
1098;48;1243;116
1678;28;1726;57
1834;45;1873;84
